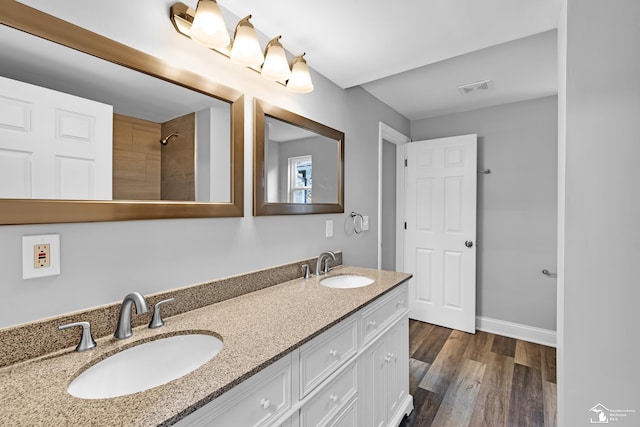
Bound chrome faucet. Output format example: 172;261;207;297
114;292;149;340
316;251;336;275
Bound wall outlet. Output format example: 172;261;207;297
362;215;369;231
23;234;60;279
34;244;50;268
325;219;334;238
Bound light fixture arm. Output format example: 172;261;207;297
169;3;194;36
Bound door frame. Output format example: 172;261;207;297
377;122;410;270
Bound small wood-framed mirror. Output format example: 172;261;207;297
0;0;243;224
254;99;344;216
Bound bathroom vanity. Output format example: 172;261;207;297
0;265;412;426
175;280;411;426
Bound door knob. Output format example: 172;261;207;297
465;240;473;248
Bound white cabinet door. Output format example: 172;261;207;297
360;316;411;427
0;75;113;199
361;334;388;427
385;317;410;424
385;321;401;419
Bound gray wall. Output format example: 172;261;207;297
411;96;558;331
381;140;397;271
561;0;640;422
0;0;409;328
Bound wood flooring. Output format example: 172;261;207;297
399;320;557;427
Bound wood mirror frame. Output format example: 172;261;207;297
254;99;344;216
0;0;243;224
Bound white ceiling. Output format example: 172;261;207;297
363;30;558;120
218;0;562;120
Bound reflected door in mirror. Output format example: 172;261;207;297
0;75;112;199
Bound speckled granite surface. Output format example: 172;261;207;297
0;265;410;427
0;254;341;367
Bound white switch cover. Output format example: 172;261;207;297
325;219;334;238
362;216;369;231
23;234;60;279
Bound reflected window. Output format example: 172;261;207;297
288;155;312;203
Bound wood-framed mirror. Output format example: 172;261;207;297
0;0;243;224
254;99;344;216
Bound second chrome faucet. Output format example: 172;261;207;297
114;292;149;340
114;292;175;339
316;251;336;275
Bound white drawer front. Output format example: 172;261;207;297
361;286;408;345
300;361;357;427
299;318;357;398
328;398;358;427
176;355;291;427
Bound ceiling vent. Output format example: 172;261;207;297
457;79;494;95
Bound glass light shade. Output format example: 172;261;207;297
230;20;264;67
287;56;314;93
190;0;230;49
261;40;291;81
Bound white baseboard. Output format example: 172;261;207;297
476;316;556;348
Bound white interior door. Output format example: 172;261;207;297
404;134;477;333
0;75;113;199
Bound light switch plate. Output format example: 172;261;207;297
362;216;369;231
23;234;60;279
325;219;333;238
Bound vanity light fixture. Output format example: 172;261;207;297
261;36;291;81
189;0;230;49
287;54;314;93
229;15;264;67
169;2;313;93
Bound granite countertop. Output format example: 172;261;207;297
0;266;410;426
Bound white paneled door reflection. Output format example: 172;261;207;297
0;75;112;200
404;134;477;333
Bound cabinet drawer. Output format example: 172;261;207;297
174;355;291;427
300;361;358;427
327;397;358;427
361;285;408;345
299;317;357;398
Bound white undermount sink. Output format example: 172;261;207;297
67;334;223;399
320;274;374;289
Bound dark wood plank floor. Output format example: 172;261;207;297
400;320;557;427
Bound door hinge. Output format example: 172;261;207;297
404;158;408;167
404;222;407;230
